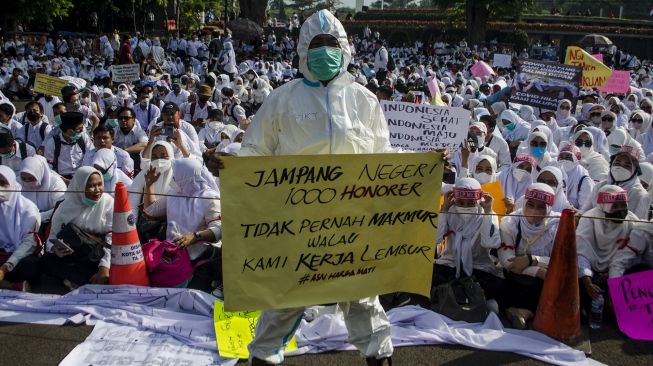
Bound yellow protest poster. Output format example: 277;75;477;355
213;301;298;359
564;46;612;88
481;181;507;221
33;73;68;97
221;153;444;311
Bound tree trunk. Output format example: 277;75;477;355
239;0;268;26
466;0;488;45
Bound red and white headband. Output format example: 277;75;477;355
597;191;628;204
514;153;537;169
453;188;483;201
524;188;555;206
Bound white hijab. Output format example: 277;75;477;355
0;166;40;253
577;185;635;272
446;178;484;277
558;143;592;208
49;166;114;238
497;154;535;200
536;166;571;212
469;153;497;184
166;159;220;241
19;156;66;212
515;183;559;256
129;141;174;215
91;148;132;195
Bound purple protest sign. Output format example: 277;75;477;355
608;269;653;340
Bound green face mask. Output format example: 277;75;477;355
82;197;99;207
54;115;62;126
307;46;343;81
106;118;119;129
505;123;516;131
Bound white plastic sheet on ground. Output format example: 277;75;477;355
0;286;604;366
60;320;236;366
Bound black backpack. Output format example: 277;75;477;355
52;135;86;173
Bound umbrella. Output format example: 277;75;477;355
227;18;264;42
579;34;613;47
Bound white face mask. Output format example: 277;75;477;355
473;172;492;185
208;121;223;131
0;187;10;202
559;109;570;118
626;101;636;110
559;160;575;173
455;205;478;217
151;158;171;173
611;166;633;182
579;146;591;157
512;168;530;182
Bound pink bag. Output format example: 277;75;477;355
142;239;193;288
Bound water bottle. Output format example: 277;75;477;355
589;293;604;329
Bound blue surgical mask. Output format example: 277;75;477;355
531;147;546;158
307;46;343;81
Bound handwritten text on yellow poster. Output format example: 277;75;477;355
221;153;444;311
33;73;68;97
565;46;612;88
214;301;298;359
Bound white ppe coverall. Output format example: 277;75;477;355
238;9;394;364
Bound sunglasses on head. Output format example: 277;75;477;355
575;139;592;148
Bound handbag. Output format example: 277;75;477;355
136;209;167;243
142;239;193;288
430;276;489;323
56;222;107;263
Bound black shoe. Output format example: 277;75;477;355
366;356;392;366
251;357;276;365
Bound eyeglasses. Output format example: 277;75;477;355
530;141;547;148
602;117;614;122
575;139;592;148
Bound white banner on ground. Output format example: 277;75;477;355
111;64;140;83
60;321;237;366
382;101;470;152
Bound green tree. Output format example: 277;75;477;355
433;0;533;44
1;0;73;31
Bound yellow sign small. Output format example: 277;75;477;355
565;46;612;88
33;73;68;97
213;301;298;359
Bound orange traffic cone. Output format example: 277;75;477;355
109;182;150;286
532;209;580;340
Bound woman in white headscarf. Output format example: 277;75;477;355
520;123;559;155
215;124;239;152
577;185;638;312
91;148;132;196
630;111;652;144
557;143;594;209
41;167;113;287
496;153;536;213
498;110;530;151
499;183;560;328
18;156;66;223
198;110;225;151
624;93;639;112
0;166;41;287
639;112;653;156
435;178;504;309
555;99;575;127
514;166;571;213
143;158;222;289
572;130;610;182
519;105;536;123
582;147;651;219
518;130;556;169
606;127;646;161
129;141;174;218
637;162;653;220
470;153;498;185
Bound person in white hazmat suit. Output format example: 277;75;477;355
237;10;394;366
